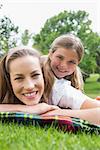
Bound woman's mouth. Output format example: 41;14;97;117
23;91;38;99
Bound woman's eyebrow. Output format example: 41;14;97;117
30;70;41;74
13;74;23;77
13;70;41;76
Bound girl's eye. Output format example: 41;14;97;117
57;56;63;60
68;61;76;65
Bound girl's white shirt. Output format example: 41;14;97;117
49;78;87;109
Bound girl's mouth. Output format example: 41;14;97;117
57;67;67;73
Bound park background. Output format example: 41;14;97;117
0;0;100;97
0;1;100;150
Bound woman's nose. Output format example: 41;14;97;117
24;80;35;91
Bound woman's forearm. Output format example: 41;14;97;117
0;104;25;112
0;103;59;114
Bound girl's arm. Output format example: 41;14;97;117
41;108;100;125
0;103;59;114
80;98;100;109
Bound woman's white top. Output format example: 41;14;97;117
49;78;87;109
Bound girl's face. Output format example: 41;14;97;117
49;47;79;79
9;55;44;105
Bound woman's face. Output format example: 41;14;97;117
49;47;79;79
9;55;44;105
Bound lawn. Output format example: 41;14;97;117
84;74;100;98
0;122;99;150
0;74;100;150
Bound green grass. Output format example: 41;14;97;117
84;74;100;98
0;122;100;150
0;74;100;150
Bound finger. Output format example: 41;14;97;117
41;110;57;116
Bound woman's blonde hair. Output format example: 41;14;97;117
45;33;84;91
0;46;51;104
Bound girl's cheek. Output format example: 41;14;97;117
54;59;60;65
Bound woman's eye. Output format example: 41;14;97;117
14;77;23;80
32;73;40;78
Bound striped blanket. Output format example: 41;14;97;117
0;112;100;134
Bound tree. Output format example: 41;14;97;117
33;10;100;74
0;16;19;53
80;32;100;74
0;4;3;9
21;29;32;46
33;10;92;53
96;50;100;82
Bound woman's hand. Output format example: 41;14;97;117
41;108;65;116
0;103;59;115
19;103;60;115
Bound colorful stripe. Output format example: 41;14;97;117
0;112;100;134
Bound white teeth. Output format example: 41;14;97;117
24;92;36;97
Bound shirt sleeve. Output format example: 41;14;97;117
51;79;87;109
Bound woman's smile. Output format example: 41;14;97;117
23;91;38;99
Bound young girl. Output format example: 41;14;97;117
42;33;100;110
41;33;84;91
0;46;100;125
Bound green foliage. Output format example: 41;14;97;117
80;54;97;74
33;10;92;53
21;29;32;46
33;10;100;74
0;16;19;53
80;32;100;73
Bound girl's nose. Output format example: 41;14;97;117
60;61;67;69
